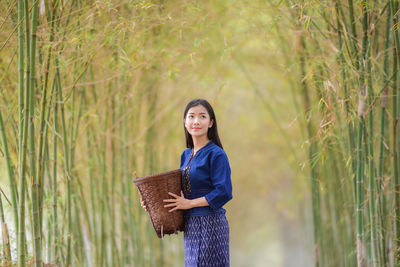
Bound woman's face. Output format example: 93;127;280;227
184;105;214;138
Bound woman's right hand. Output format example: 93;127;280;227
135;171;148;212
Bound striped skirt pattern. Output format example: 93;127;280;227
184;213;230;267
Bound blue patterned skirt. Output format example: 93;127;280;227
183;213;230;267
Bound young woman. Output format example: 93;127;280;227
141;98;233;266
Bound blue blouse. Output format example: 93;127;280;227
180;140;233;217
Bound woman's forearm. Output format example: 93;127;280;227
190;197;209;208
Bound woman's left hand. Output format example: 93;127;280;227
163;191;192;212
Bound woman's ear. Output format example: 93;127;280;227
209;119;214;128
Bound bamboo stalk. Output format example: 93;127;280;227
40;78;57;264
43;137;52;263
99;89;110;267
120;95;131;266
391;0;400;264
55;59;72;267
355;114;366;267
355;2;369;266
17;0;32;264
0;109;18;255
124;95;136;266
51;79;60;265
347;0;359;70
366;46;378;267
16;1;24;240
25;0;42;265
70;89;86;265
86;123;99;266
87;68;101;266
110;92;120;266
377;3;392;266
0;193;11;264
299;31;321;267
16;0;24;253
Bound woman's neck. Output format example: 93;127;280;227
192;136;211;154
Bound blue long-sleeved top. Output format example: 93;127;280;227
180;140;233;217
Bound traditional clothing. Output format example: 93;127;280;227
180;140;233;267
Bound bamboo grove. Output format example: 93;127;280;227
276;0;400;266
0;0;192;266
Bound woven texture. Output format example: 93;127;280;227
133;169;184;238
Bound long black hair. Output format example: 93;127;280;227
183;99;223;149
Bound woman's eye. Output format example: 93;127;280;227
202;116;206;118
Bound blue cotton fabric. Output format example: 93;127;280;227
180;140;233;217
180;140;232;267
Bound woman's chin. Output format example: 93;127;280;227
190;132;206;137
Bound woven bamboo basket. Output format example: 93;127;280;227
133;169;184;238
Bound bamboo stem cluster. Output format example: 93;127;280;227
279;0;400;266
0;1;183;266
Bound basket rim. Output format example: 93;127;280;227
133;168;181;184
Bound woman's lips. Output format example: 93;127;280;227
192;128;201;130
